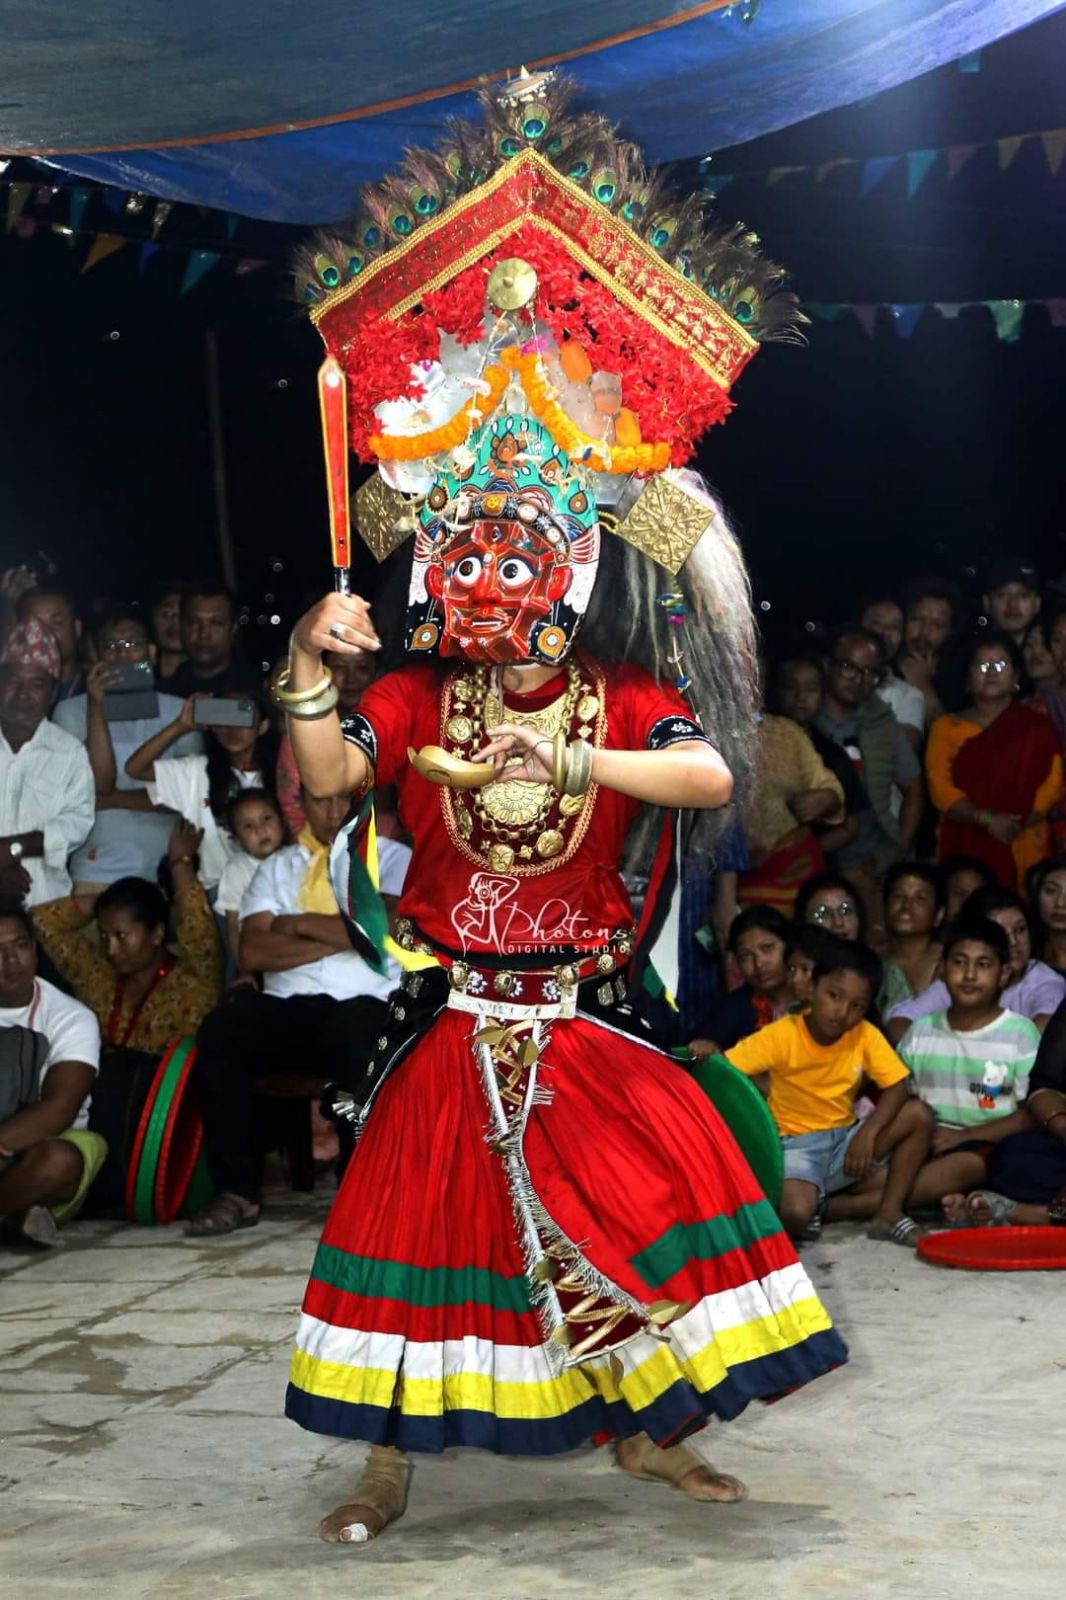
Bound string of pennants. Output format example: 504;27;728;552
805;299;1066;341
703;126;1066;198
0;177;274;291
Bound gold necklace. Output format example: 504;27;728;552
439;657;605;874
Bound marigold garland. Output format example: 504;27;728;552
367;338;671;473
368;362;511;461
511;348;671;475
336;224;734;467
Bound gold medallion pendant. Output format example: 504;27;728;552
436;658;607;875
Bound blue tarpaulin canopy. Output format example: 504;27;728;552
2;1;1062;220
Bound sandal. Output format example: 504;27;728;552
867;1216;923;1248
184;1193;260;1238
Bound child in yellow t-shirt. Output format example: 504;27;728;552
726;942;933;1247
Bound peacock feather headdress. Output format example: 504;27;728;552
294;70;802;573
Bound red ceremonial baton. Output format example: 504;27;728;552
318;354;352;596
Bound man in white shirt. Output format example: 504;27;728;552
186;787;410;1235
0;896;103;1246
53;610;203;893
0;619;95;907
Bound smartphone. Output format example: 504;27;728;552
193;697;258;729
104;660;159;722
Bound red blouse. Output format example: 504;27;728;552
343;655;704;960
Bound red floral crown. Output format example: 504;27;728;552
296;73;801;474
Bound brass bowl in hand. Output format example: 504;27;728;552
407;744;496;790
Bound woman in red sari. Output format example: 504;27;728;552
926;633;1062;892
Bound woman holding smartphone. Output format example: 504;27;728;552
125;691;278;890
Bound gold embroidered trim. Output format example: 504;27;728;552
312;150;755;388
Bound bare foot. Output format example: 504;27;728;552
674;1464;748;1503
319;1446;410;1545
184;1192;260;1237
942;1193;968;1224
616;1433;747;1503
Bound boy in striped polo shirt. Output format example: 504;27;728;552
897;917;1040;1179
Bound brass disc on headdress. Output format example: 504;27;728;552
487;257;538;311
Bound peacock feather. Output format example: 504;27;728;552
294;72;804;345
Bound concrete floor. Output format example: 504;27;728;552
2;1197;1064;1600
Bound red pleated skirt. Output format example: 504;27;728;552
286;1008;846;1453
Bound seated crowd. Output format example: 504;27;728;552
0;573;409;1244
2;559;1066;1250
682;560;1066;1244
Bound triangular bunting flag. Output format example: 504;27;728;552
859;155;900;196
137;241;160;274
997;135;1024;171
1045;299;1066;328
767;166;804;186
957;50;982;74
179;249;221;296
224;213;239;239
851;305;879;337
705;173;735;192
1041;130;1066;177
101;188;124;216
905;149;938;198
815;157;852;185
934;302;964;319
889;303;924;338
985;299;1024;342
5;180;31;232
235;257;269;276
68;186;91;234
81;233;127;273
946;144;979;180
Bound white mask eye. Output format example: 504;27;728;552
452;555;482;588
498;556;535;590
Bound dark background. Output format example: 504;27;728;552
1;9;1064;654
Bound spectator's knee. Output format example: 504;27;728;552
20;1138;84;1203
902;1098;936;1133
778;1185;819;1238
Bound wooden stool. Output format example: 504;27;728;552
255;1075;327;1192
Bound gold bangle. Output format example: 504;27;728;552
552;729;568;793
274;666;334;706
283;683;339;720
562;736;594;796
